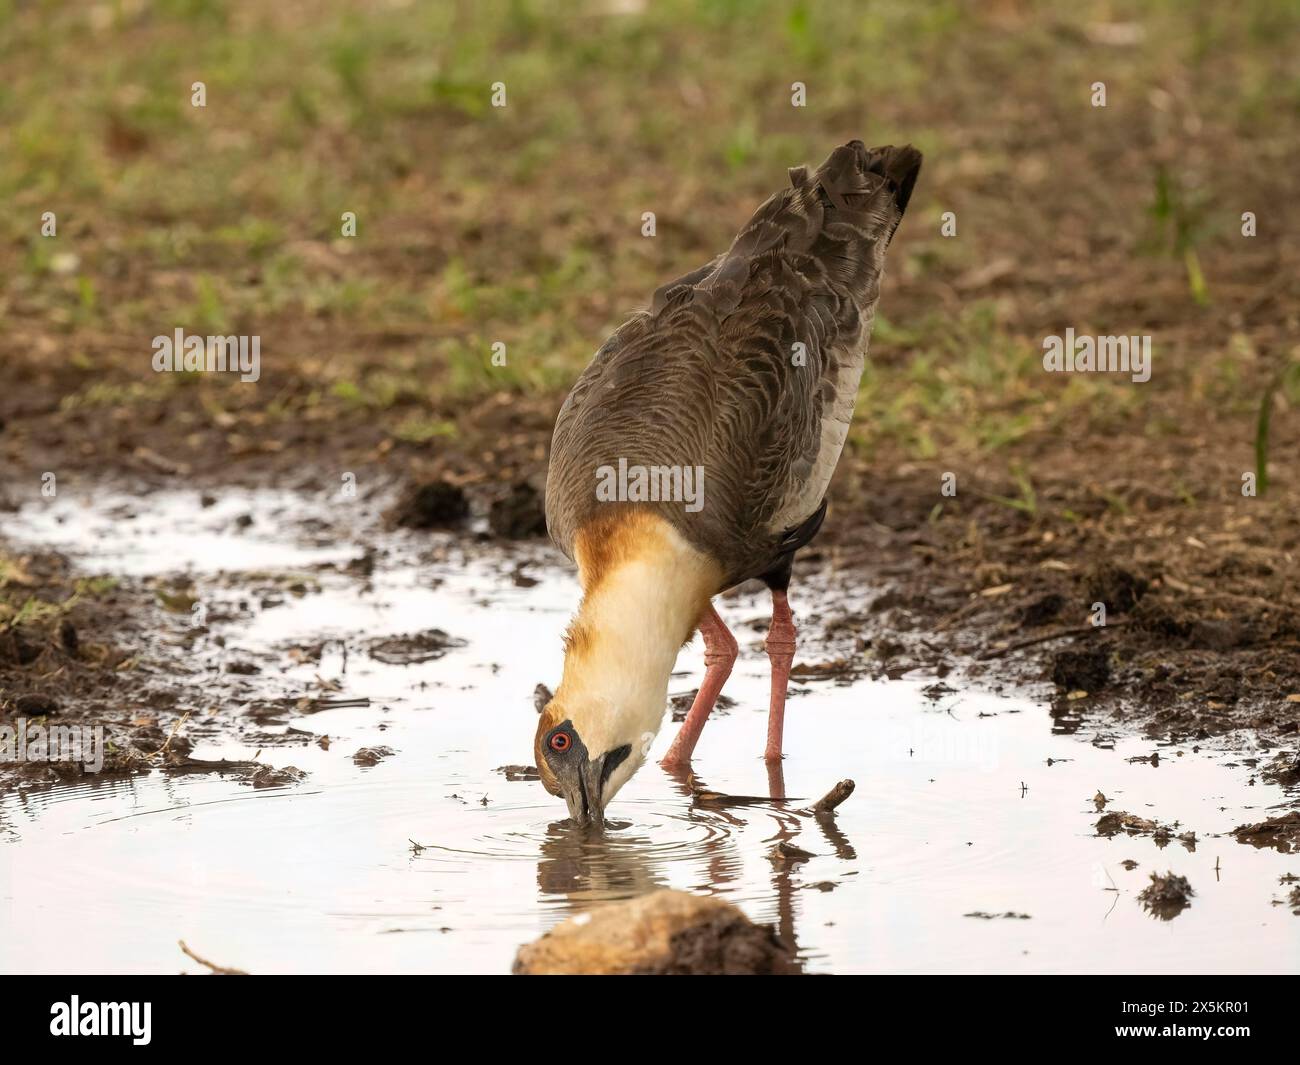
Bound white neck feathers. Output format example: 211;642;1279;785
555;512;721;755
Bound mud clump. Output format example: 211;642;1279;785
488;482;547;540
393;481;470;530
1127;598;1196;643
352;746;394;767
0;626;42;667
771;840;817;866
669;689;737;721
1096;811;1156;836
1260;752;1300;787
368;629;466;665
1019;593;1065;628
964;911;1031;920
1233;811;1300;852
1084;563;1149;614
246;765;305;789
1185;618;1255;652
1052;647;1110;692
513;889;798;975
1095;811;1195;849
496;764;540;782
1138;871;1194;919
14;692;59;716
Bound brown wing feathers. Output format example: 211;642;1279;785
546;139;920;588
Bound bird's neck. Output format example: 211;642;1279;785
555;511;722;752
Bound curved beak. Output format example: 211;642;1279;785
559;755;608;829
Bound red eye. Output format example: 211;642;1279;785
550;731;571;753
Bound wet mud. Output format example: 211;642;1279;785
1;486;1297;974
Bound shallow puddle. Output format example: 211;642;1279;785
2;489;1297;973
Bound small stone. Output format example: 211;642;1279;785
513;889;798;975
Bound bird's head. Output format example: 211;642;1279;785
534;697;646;828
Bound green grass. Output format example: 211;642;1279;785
1;0;1296;469
0;553;120;629
1147;167;1214;307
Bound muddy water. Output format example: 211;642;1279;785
1;489;1297;974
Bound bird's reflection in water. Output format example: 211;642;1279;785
534;763;856;973
535;818;670;903
533;794;746;910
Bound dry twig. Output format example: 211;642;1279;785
178;939;247;975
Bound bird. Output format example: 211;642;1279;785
535;139;921;827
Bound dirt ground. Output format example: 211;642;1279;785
2;2;1298;786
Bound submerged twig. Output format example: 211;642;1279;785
168;756;262;774
691;787;771;807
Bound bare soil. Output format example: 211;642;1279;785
2;1;1298;799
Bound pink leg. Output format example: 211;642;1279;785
764;589;796;763
766;758;786;802
660;606;738;768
